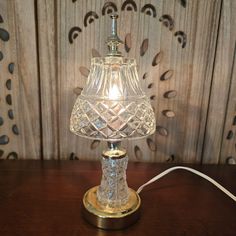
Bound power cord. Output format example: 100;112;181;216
137;166;236;202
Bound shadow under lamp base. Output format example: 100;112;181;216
82;186;141;230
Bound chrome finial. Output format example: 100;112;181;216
106;14;123;56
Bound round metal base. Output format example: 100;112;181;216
82;186;141;230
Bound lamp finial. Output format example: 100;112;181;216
106;14;123;56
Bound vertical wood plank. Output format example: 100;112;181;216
57;0;107;160
0;0;18;159
220;43;236;164
181;0;222;163
37;0;58;160
0;0;41;159
217;1;236;164
13;0;41;159
202;0;236;163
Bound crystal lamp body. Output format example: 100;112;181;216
70;15;156;230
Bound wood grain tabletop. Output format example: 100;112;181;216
0;160;235;236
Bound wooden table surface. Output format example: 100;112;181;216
0;161;235;236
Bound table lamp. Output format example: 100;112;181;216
70;15;156;230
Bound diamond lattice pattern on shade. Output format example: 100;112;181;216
70;97;155;140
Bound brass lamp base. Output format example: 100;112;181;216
82;186;141;230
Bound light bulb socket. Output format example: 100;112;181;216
103;142;126;159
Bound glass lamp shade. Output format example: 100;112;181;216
70;56;156;141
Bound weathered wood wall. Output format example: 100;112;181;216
0;0;235;164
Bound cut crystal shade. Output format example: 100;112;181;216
70;56;156;141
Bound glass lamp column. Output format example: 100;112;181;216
82;142;141;229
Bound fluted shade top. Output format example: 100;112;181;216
70;56;156;141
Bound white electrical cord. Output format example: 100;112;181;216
137;166;236;202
